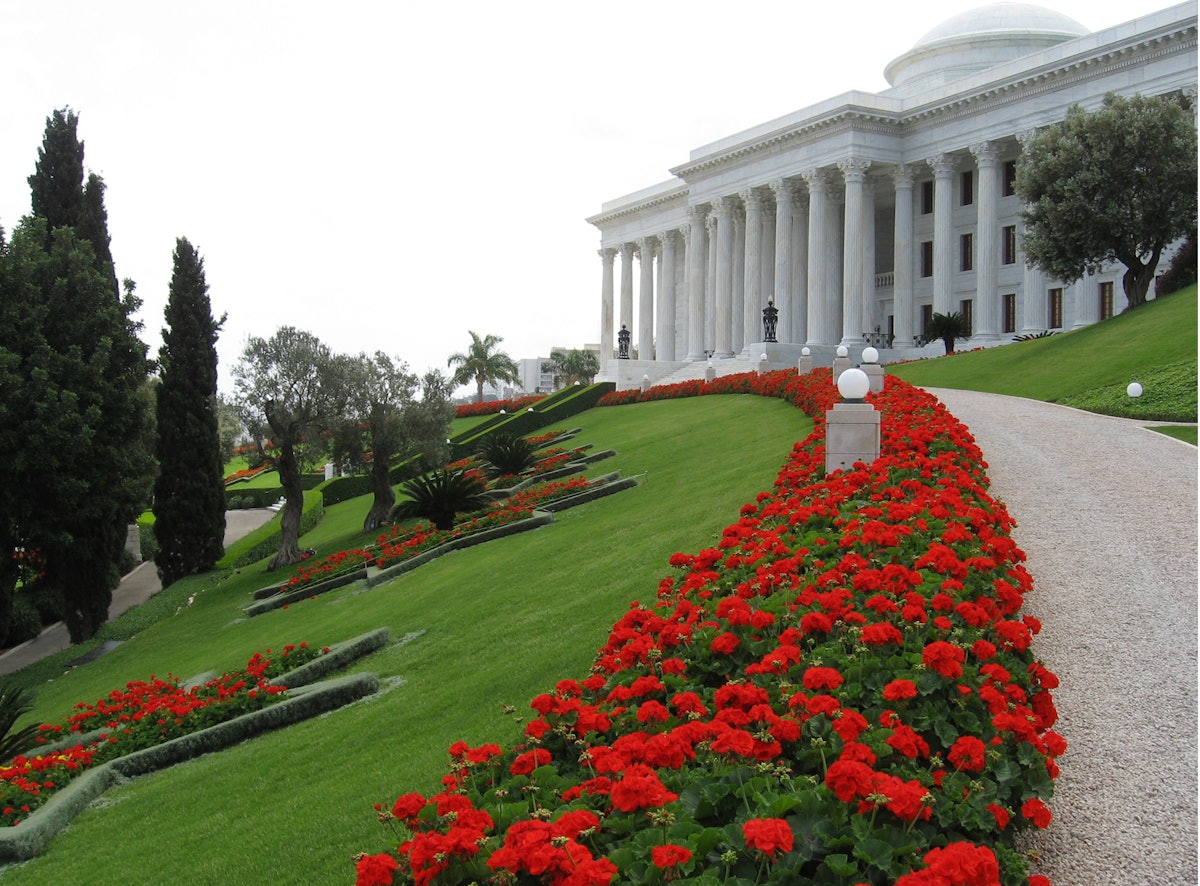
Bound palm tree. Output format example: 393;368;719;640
447;331;520;403
924;311;973;354
541;349;599;390
390;469;490;531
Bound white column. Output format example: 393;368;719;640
636;236;655;360
675;229;688;359
862;179;877;337
712;196;735;358
1016;130;1046;335
839;157;870;346
769;180;793;341
803;168;829;345
599;247;616;371
971;141;1001;340
619;242;635;336
825;187;843;344
791;190;808;344
927;153;959;316
686;206;708;360
740;188;764;351
891;165;916;348
657;231;677;361
761;206;776;307
1072;273;1100;329
732;205;746;352
705;210;718;354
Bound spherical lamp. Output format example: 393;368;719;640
837;367;871;402
862;346;879;364
801;347;811;356
1127;381;1144;398
836;346;849;358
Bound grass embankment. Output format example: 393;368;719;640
891;285;1197;425
2;395;809;886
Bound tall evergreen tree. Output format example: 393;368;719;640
154;238;226;587
0;221;152;642
27;108;85;233
3;109;155;642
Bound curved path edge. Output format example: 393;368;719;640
926;388;1197;886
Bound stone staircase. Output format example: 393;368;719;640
651;356;759;387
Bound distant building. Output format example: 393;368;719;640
587;2;1198;386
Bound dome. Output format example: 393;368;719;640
885;2;1090;90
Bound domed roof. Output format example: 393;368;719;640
914;2;1088;49
885;2;1090;90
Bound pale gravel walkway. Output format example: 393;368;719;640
927;389;1197;886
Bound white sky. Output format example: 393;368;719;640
0;0;1178;396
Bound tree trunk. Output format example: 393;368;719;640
269;441;304;570
476;374;485;403
363;453;395;532
1122;258;1159;310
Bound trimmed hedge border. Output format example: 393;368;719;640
245;470;640;617
0;627;389;861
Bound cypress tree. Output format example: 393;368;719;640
13;109;154;642
154;238;226;587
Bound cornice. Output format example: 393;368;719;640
585;184;689;228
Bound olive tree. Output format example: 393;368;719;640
233;327;348;569
1017;92;1197;310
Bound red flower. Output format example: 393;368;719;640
510;748;552;776
355;853;398;886
802;666;844;691
986;802;1010;829
1021;797;1052;828
922;640;966;679
651;843;693;868
742;817;793;858
391;792;427;822
948;735;987;772
882;679;918;701
609;764;678;812
710;632;740;655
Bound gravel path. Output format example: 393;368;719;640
926;388;1197;886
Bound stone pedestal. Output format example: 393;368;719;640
125;523;142;563
831;355;852;383
825;402;880;474
861;362;885;393
797;355;813;374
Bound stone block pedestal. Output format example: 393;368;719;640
825;402;881;474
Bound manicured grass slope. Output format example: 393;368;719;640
2;395;809;886
890;286;1197;421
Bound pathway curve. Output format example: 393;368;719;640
927;388;1197;886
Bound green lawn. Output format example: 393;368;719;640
2;395;810;885
890;285;1197;423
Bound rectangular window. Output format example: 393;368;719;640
959;298;974;331
920;240;933;277
1049;288;1063;329
1003;160;1017;196
961;170;974;206
960;233;973;272
920;304;934;339
1100;281;1114;320
921;180;934;215
1003;225;1017;264
1003;293;1016;334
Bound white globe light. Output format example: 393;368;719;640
1127;382;1144;398
837;367;871;401
801;347;811;356
836;346;849;358
862;346;879;364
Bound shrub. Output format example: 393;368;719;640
1158;230;1196;295
390;469;491;531
4;597;42;648
0;684;40;763
27;585;64;628
477;434;536;477
1013;330;1058;341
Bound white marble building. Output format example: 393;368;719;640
587;2;1198;386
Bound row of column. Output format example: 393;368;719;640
599;141;1046;367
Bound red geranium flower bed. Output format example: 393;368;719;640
356;371;1061;885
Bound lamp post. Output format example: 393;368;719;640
860;345;885;393
762;299;779;343
832;344;852;383
797;346;813;374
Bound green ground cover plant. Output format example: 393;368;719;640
890;285;1197;422
0;395;804;885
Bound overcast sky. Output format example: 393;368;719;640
0;0;1177;395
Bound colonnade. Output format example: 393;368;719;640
597;139;1068;372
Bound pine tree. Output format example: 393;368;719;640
154;238;226;587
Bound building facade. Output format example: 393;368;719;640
587;2;1198;384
